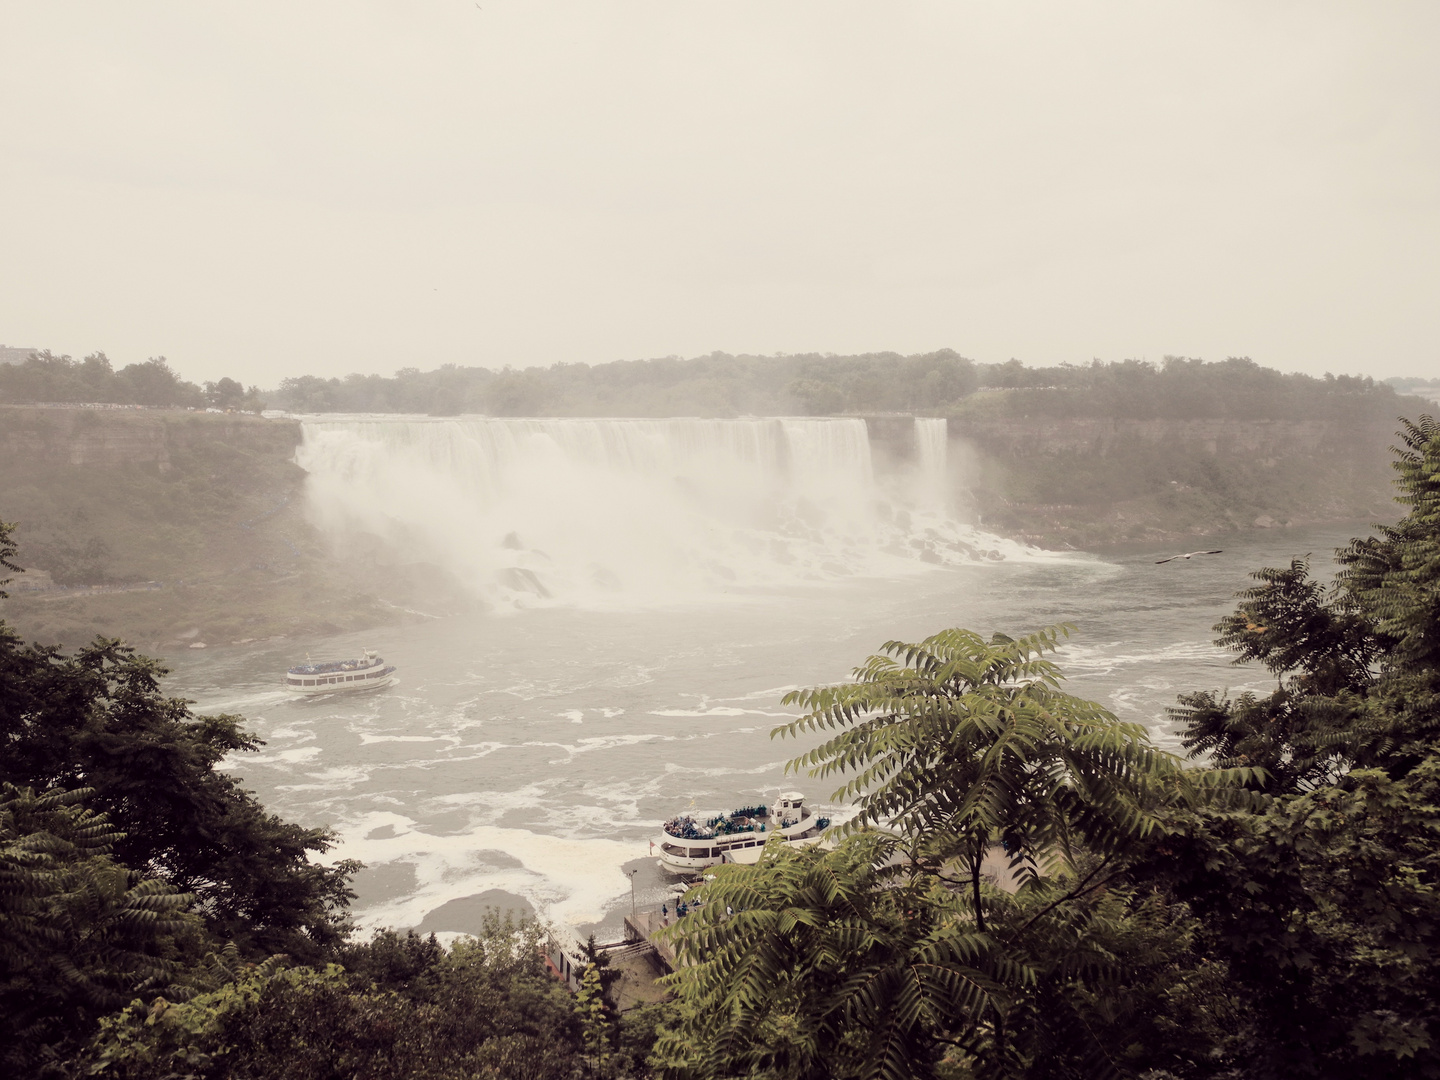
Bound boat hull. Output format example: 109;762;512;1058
655;793;822;875
286;679;400;696
283;665;397;696
654;833;817;875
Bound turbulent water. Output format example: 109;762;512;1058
164;415;1364;945
296;416;1016;607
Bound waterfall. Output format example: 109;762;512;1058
297;416;1014;607
913;417;949;510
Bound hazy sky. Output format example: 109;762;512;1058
2;1;1437;386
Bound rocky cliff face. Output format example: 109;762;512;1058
0;406;300;471
950;414;1402;547
0;406;418;648
953;416;1344;456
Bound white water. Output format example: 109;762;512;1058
297;416;1019;607
914;417;949;509
176;419;1360;945
171;524;1354;944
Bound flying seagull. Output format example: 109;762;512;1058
1155;550;1223;564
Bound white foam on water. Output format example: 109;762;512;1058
714;684;806;701
526;733;674;765
649;706;792;718
662;759;792;778
276;764;375;791
237;745;324;767
439;741;518;759
1057;639;1225;678
336;819;641;931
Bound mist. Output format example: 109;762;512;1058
298;415;1019;609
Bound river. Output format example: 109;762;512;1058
159;416;1363;944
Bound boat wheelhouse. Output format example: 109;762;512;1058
285;649;397;694
653;792;829;875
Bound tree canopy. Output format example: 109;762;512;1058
0;630;358;961
0;352;262;410
657;416;1440;1079
260;351;1415;422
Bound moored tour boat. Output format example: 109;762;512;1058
653;792;829;875
285;649;397;694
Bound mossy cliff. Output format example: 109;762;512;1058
0;407;447;649
951;412;1401;548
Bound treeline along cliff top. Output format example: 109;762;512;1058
2;346;1420;425
0;350;264;412
261;351;1413;422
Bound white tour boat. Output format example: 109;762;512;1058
653;792;829;875
285;649;397;694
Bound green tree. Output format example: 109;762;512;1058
202;376;246;410
658;626;1242;1080
1155;414;1440;1077
0;631;358;960
81;915;585;1080
0;518;19;596
1;784;198;1078
778;626;1212;931
655;832;1005;1080
117;357;203;408
579;964;616;1076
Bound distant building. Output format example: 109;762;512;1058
0;344;37;365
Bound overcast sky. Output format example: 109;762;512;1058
2;1;1437;386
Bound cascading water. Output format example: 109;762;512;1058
296;416;1021;607
913;417;949;509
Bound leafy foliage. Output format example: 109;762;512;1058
0;784;199;1077
1156;414;1440;1076
0;518;19;597
1337;415;1440;675
660;625;1250;1080
656;832;1007;1080
1176;555;1380;794
79;915;584;1080
776;626;1229;923
0;352;263;410
0;628;358;960
1212;556;1380;696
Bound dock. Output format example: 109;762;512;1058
623;908;678;970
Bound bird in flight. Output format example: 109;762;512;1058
1155;550;1223;564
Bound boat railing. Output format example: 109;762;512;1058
287;656;384;676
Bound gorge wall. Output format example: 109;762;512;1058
951;413;1404;547
1;405;301;469
0;405;1408;646
0;406;413;648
